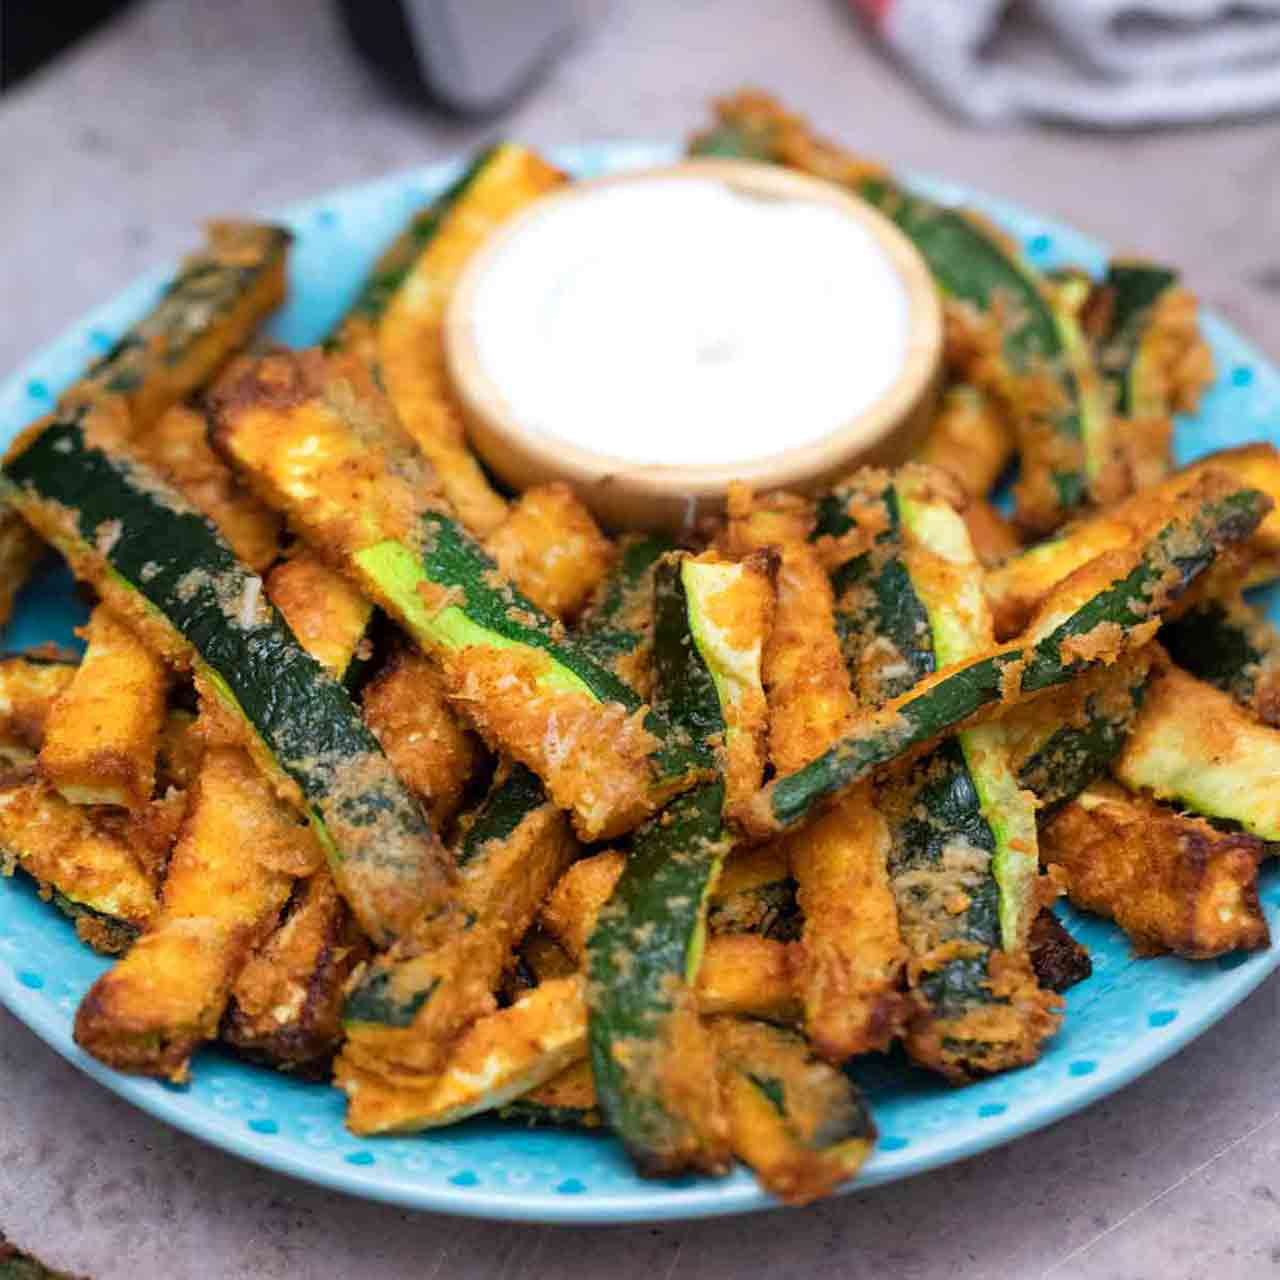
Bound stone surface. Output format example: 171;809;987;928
3;1;1280;1276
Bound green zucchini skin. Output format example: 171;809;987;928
577;533;673;672
1014;671;1151;812
342;762;547;1029
79;224;292;404
455;762;547;868
366;514;698;787
814;483;934;703
758;488;1269;835
496;1099;603;1130
586;779;731;1173
2;416;444;948
416;512;641;708
1099;262;1180;416
337;149;497;332
885;739;1000;1018
586;556;734;1176
1161;597;1280;723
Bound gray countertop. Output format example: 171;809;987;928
4;2;1280;1276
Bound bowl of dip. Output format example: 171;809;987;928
445;157;943;532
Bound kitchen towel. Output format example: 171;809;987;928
856;0;1280;125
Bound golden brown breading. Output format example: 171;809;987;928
265;549;371;678
710;1016;874;1206
484;482;613;622
438;644;663;841
65;221;289;434
342;976;589;1135
1041;781;1269;958
722;486;855;776
538;849;624;961
903;946;1063;1084
337;777;578;1116
360;648;483;825
696;935;800;1023
0;655;77;765
684;547;775;822
140;404;281;571
784;785;908;1059
914;384;1015;499
224;872;369;1073
377;146;563;536
0;772;158;951
39;606;168;811
73;746;304;1079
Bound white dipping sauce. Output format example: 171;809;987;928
468;176;912;467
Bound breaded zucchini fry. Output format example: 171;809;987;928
223;872;369;1073
540;852;800;1023
265;549;372;681
339;976;588;1134
1115;662;1280;840
73;745;306;1079
1042;781;1269;958
662;549;774;821
784;785;908;1059
67;221;291;432
212;349;680;841
360;647;484;825
1002;647;1153;812
484;482;613;621
914;384;1014;499
338;764;576;1128
722;486;854;775
0;652;77;766
988;445;1280;638
139;404;281;572
0;772;157;954
723;486;902;1058
710;1017;875;1206
747;473;1270;841
38;606;167;810
1161;592;1280;726
378;145;565;536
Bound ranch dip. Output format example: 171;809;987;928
466;175;912;467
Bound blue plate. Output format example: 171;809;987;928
2;142;1278;1223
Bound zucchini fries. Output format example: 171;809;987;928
7;98;1280;1212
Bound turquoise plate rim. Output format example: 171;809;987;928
2;141;1278;1224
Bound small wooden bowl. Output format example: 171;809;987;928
446;158;943;534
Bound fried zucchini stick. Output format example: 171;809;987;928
38;605;167;811
1042;781;1269;958
377;145;564;536
360;648;485;826
74;745;310;1078
0;772;157;954
484;482;614;622
725;485;906;1059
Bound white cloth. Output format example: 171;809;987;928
862;0;1280;126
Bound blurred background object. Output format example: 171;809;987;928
336;0;582;117
856;0;1280;126
0;0;135;91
